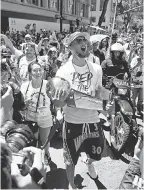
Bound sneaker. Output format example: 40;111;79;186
82;157;98;179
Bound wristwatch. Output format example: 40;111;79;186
29;167;46;187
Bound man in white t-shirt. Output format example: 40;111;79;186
20;34;38;54
1;34;43;83
56;32;111;189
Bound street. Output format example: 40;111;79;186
46;134;128;189
46;116;144;189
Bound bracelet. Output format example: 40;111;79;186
29;167;45;186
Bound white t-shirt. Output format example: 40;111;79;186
21;80;52;128
20;43;38;54
56;59;103;124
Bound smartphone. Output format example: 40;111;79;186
12;153;25;166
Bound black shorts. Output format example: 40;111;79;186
63;122;104;166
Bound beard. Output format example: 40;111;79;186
77;53;87;58
76;49;88;58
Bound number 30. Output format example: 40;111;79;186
92;145;102;154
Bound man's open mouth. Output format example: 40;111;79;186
81;46;86;52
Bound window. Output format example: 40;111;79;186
68;0;74;14
111;0;114;11
80;4;85;17
100;0;105;11
40;0;44;7
56;0;60;11
32;0;38;6
48;0;50;8
85;5;88;17
73;0;77;15
91;0;97;11
83;4;85;17
75;1;77;15
25;0;32;4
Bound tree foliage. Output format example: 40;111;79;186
117;0;143;32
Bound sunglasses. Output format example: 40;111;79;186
25;38;31;41
25;44;35;49
75;38;87;44
48;50;57;54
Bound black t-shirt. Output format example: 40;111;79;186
102;58;131;78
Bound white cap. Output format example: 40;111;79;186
63;32;90;48
25;34;31;39
48;47;57;52
111;43;124;52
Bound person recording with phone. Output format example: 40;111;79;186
1;143;46;189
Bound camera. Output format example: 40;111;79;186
1;121;35;175
2;121;35;153
12;151;34;176
12;152;26;166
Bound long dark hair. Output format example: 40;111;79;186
99;38;109;51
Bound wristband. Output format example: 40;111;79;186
29;167;45;186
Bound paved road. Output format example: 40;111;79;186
46;135;128;189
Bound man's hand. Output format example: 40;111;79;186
0;34;15;53
22;147;46;177
96;86;112;101
11;160;42;189
11;162;21;178
132;175;144;190
1;85;14;107
52;88;67;102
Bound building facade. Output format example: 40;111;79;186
91;0;123;30
1;0;91;32
91;0;114;29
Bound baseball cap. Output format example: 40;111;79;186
63;32;90;48
48;47;57;52
25;34;31;39
43;37;49;41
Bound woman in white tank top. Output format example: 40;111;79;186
21;61;53;165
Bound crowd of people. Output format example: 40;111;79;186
0;26;143;189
